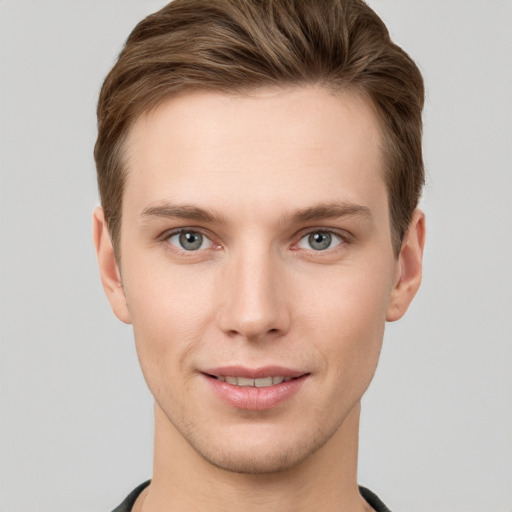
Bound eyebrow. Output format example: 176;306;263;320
139;201;372;225
140;203;227;224
285;202;373;224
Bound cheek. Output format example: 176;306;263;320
123;263;216;386
125;255;213;328
301;260;392;332
300;265;392;378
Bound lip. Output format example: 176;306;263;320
201;366;309;411
203;365;306;379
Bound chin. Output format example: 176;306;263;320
199;443;312;474
187;422;337;475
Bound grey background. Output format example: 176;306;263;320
1;1;511;511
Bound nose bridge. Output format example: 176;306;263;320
218;241;289;340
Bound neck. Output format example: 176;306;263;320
140;402;370;512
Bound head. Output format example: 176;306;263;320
94;0;424;260
93;0;425;477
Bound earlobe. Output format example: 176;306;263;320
386;209;426;322
92;207;132;324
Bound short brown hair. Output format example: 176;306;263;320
95;0;424;256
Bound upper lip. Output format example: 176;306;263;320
202;366;307;379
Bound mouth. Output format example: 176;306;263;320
206;375;295;387
203;370;308;410
201;366;309;409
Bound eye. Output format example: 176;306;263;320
297;231;343;251
167;230;213;251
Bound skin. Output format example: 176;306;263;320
94;87;425;512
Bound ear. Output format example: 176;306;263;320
92;207;132;324
386;209;426;322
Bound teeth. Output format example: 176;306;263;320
276;376;292;383
255;377;273;387
237;377;254;387
217;375;293;387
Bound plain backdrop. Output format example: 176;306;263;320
1;1;511;511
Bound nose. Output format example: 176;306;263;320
217;246;291;342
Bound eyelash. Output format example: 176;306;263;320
160;227;351;255
161;228;219;255
294;229;346;252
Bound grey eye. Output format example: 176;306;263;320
297;231;342;251
308;232;332;250
168;231;212;251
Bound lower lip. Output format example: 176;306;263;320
204;375;308;411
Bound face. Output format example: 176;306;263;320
96;87;423;474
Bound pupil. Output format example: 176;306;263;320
309;232;331;250
179;231;202;250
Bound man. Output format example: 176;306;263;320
93;0;425;510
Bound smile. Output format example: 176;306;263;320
205;372;308;410
213;376;293;387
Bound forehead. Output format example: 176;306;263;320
122;86;387;223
